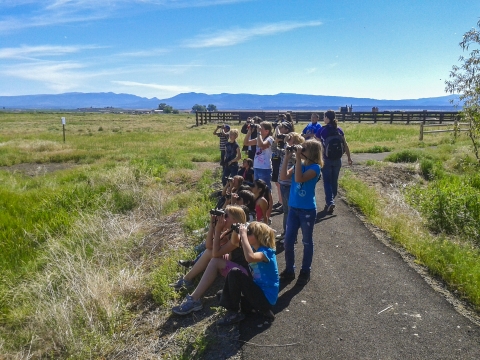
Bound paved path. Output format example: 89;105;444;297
239;156;480;360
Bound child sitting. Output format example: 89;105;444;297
217;222;279;325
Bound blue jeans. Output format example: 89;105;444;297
321;158;342;207
254;168;272;191
223;162;239;186
284;206;316;273
280;184;291;234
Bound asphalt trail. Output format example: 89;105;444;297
239;158;480;360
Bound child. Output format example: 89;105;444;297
279;140;323;285
217;222;279;325
276;132;305;242
223;129;241;186
171;206;248;315
237;158;254;183
213;124;230;170
250;179;272;225
244;121;274;191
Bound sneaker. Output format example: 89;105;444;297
272;202;282;209
172;294;203;315
297;270;310;285
216;289;223;302
217;311;245;325
279;269;295;282
178;259;195;268
275;233;285;240
327;204;335;214
169;276;194;290
272;205;283;213
262;309;275;321
268;218;272;225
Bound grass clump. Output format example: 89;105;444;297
406;174;480;243
385;149;423;163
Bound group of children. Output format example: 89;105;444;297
171;111;353;325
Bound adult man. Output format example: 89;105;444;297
302;113;322;140
241;116;262;162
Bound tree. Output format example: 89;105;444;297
445;20;480;162
163;105;174;114
207;104;217;112
192;104;207;112
158;103;167;110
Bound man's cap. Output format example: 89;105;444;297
223;124;231;131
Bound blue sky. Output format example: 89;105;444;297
0;0;479;100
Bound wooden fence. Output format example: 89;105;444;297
419;121;470;140
196;111;460;126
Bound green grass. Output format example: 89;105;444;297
340;171;480;309
1;112;480;357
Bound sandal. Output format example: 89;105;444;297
217;311;245;326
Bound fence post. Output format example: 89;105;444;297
390;113;394;124
419;123;424;141
196;111;198;126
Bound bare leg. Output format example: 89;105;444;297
190;258;226;301
184;249;212;282
275;182;282;205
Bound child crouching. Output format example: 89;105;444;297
217;222;279;325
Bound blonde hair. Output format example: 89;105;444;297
303;139;323;167
248;222;275;249
229;129;239;141
286;132;304;145
225;205;246;224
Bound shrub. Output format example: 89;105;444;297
385;149;422;163
406;174;480;243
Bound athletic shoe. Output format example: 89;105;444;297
172;294;203;315
272;205;283;213
272;202;282;209
178;259;195;268
217;311;246;325
279;269;295;282
169;276;194;290
262;309;275;321
297;270;310;285
327;204;335;214
216;289;223;302
275;233;285;240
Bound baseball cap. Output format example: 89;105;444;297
223;124;231;131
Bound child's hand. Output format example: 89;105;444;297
238;224;248;237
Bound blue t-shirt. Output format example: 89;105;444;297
288;163;321;210
302;122;322;137
249;246;279;305
315;124;345;161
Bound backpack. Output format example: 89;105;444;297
324;127;345;160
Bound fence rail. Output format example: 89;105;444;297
419;121;470;140
195;111;461;126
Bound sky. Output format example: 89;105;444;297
0;0;479;100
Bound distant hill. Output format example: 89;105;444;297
0;92;462;111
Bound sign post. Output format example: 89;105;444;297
61;117;66;143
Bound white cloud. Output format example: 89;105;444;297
0;45;101;59
112;80;194;93
116;48;170;57
306;67;317;74
184;21;322;48
0;0;251;32
1;61;106;92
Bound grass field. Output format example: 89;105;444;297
0;112;479;358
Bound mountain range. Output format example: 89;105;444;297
0;92;462;111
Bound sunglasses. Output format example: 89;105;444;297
247;227;253;236
224;213;229;219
